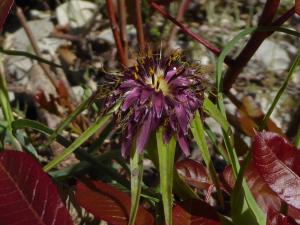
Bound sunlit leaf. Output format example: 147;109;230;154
76;180;154;225
253;132;300;210
176;159;211;191
0;150;73;225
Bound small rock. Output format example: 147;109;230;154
56;0;98;30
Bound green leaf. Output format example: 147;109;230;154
12;118;132;189
0;68;21;150
129;149;144;225
12;119;69;146
43;104;119;172
190;111;223;206
156;127;176;225
146;134;198;200
231;153;260;225
203;97;230;132
215;27;263;224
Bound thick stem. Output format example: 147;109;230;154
135;0;145;53
118;0;129;65
167;0;191;47
149;1;234;66
106;0;127;66
222;5;294;93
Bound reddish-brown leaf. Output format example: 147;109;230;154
253;132;300;210
176;159;211;191
0;150;73;225
76;180;154;225
0;0;14;32
267;208;298;225
172;200;221;225
223;161;282;214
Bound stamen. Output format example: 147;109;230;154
156;80;160;90
151;74;155;85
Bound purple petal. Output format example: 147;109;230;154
136;111;153;153
122;87;141;111
175;104;189;134
165;69;177;82
169;77;190;87
153;93;164;118
140;88;152;104
121;137;132;157
121;122;135;157
188;95;200;111
177;134;190;156
169;114;178;131
120;79;141;89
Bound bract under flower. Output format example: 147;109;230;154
106;50;205;157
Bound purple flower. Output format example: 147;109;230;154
106;50;205;157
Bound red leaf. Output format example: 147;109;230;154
176;159;211;191
223;161;282;214
75;180;154;225
0;0;14;32
0;150;73;225
267;208;298;225
253;132;300;210
172;200;221;225
296;0;300;15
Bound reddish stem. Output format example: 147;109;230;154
222;3;295;93
106;0;127;66
118;0;129;65
135;0;146;53
149;1;234;66
168;0;191;46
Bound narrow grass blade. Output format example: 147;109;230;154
129;149;144;225
0;47;64;69
260;49;300;130
215;27;264;224
43;104;119;172
0;67;21;150
12;118;133;189
203;97;230;132
190;111;223;206
204;123;229;163
47;92;98;145
156;127;176;225
146;134;198;200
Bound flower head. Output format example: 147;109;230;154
106;50;205;157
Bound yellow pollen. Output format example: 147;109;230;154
146;67;169;95
133;72;138;80
149;67;155;76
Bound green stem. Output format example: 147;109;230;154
129;149;144;225
191;111;224;207
156;127;176;225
